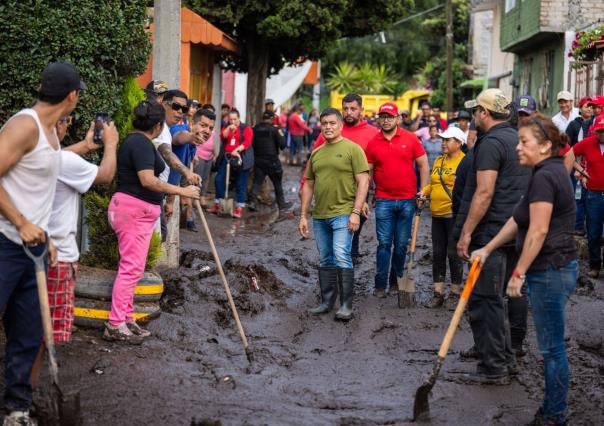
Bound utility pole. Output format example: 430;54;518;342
445;0;454;115
154;0;181;268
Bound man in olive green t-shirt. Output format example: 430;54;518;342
299;108;369;321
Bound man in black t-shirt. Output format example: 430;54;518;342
248;111;291;212
454;89;530;384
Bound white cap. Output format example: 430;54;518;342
438;127;467;144
557;90;573;101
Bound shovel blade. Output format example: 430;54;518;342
59;389;82;426
412;381;433;421
219;199;234;216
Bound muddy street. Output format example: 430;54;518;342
21;165;604;425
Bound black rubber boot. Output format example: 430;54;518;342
277;197;292;211
248;194;258;212
309;267;338;315
335;268;354;321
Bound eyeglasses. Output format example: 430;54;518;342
58;116;73;126
170;102;189;114
378;115;397;121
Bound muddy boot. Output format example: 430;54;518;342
335;268;354;321
309;267;338;315
278;199;292;211
248;194;259;212
425;282;445;308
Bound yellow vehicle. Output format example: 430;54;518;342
330;90;431;117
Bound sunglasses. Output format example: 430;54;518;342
170;102;189;114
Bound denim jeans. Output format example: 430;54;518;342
585;190;604;269
214;156;249;207
571;174;585;231
289;135;304;164
374;199;415;289
313;215;353;268
526;260;577;424
0;233;44;412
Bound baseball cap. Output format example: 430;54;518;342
188;99;200;107
145;80;168;95
265;98;275;104
588;96;604;107
400;109;410;116
464;89;511;115
457;110;472;120
557;91;573;101
515;95;537;114
39;61;86;97
593;114;604;132
438;127;467;145
378;102;399;116
579;97;592;107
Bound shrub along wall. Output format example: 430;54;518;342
0;1;161;269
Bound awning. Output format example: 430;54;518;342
460;79;486;89
180;7;238;53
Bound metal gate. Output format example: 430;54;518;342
567;60;604;100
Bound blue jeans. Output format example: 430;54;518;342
313;215;353;268
585;190;604;268
526;260;577;424
571;174;585;231
0;233;44;411
214;156;249;207
289;135;303;164
374;199;415;289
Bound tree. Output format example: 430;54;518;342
187;0;412;124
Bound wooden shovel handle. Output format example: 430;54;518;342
437;259;481;359
409;212;421;255
225;161;230;199
194;200;249;350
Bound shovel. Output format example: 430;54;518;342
219;160;234;216
193;197;253;363
397;201;424;308
23;241;81;425
412;258;482;421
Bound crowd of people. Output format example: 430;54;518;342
0;59;602;426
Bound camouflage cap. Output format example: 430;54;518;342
464;89;511;115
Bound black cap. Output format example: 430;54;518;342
457;110;471;120
40;61;86;97
262;110;275;120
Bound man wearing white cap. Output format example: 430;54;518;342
552;90;579;133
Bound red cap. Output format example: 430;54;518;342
579;97;592;107
593;114;604;132
588;96;604;107
378;102;399;116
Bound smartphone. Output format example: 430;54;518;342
93;112;109;145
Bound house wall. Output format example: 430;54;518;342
500;0;542;51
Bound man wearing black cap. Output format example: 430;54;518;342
145;79;168;104
0;61;87;425
249;110;291;212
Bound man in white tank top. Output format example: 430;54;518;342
0;61;85;425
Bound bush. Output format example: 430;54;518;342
0;0;150;140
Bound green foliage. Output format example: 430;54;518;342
326;62;398;95
187;0;412;75
114;77;147;139
0;0;151;140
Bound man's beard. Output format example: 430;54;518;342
344;116;359;126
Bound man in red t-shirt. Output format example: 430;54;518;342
287;104;311;165
565;114;604;277
207;109;254;218
365;102;429;302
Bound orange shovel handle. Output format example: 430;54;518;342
437;259;482;359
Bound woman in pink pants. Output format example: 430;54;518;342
104;101;200;344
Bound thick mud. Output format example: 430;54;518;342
6;165;604;425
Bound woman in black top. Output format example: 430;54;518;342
104;101;200;344
472;114;577;425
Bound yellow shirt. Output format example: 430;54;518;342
423;153;465;217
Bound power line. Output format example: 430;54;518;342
391;4;445;27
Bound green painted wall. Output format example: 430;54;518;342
514;37;565;116
500;0;542;52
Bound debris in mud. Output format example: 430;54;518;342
277;257;311;277
370;320;398;338
190;419;222;426
90;359;111;375
417;251;432;266
216;375;236;390
224;259;292;298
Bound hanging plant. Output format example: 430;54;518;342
569;25;604;66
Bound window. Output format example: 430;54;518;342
505;0;516;12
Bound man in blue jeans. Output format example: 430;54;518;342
365;103;429;304
299;108;369;321
0;62;85;425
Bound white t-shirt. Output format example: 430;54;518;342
552;107;579;133
152;122;171;182
48;151;98;262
